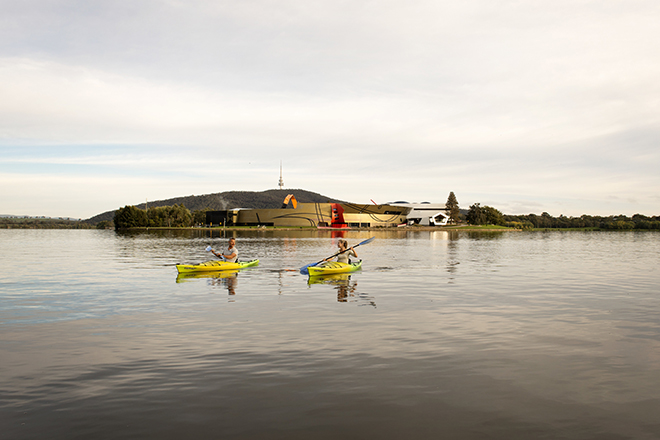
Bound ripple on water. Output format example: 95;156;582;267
2;230;660;439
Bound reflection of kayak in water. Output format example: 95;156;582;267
176;270;239;283
307;260;362;276
176;259;259;274
307;272;351;286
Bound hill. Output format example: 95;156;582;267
85;189;347;223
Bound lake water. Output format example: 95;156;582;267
1;229;660;439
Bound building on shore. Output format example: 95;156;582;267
206;202;410;228
387;202;449;226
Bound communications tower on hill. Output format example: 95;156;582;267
278;161;284;189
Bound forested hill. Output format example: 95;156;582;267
85;189;346;223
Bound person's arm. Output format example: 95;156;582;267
351;247;358;258
323;250;337;262
211;249;226;260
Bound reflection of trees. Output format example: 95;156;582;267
464;231;505;240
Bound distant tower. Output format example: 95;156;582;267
278;161;284;189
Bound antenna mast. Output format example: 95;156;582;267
278;161;284;189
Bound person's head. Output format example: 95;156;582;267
338;239;348;250
228;237;236;247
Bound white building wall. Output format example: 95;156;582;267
388;202;449;226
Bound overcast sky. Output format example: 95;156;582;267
2;0;659;219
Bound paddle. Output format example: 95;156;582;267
206;245;226;261
300;236;375;275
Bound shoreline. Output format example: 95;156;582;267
124;225;518;232
114;226;656;232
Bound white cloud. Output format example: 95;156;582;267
1;1;660;218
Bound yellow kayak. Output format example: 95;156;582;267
176;259;259;274
307;260;362;276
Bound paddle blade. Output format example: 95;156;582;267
205;246;212;252
357;236;375;247
299;262;319;275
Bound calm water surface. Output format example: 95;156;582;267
1;229;659;439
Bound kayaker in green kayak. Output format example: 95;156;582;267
323;239;357;264
210;237;238;263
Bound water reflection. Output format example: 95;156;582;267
4;229;660;440
219;273;237;296
114;228;357;241
446;235;460;282
112;227;507;242
464;230;506;240
429;230;449;241
176;270;240;295
175;270;239;283
307;274;376;307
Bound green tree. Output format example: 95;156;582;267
193;208;210;226
147;206;166;227
482;205;505;225
466;203;485;225
114;205;148;230
96;220;113;229
445;192;460;224
167;204;192;227
145;204;192;227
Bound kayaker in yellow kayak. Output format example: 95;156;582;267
210;237;238;263
300;237;373;275
323;239;357;264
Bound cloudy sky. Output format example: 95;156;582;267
1;0;659;219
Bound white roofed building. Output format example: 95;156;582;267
388;202;449;226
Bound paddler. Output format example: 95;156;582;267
324;239;357;264
211;237;238;263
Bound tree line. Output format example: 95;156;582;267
1;217;95;229
464;204;660;230
113;205;209;230
445;193;660;230
503;212;660;230
446;193;659;230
